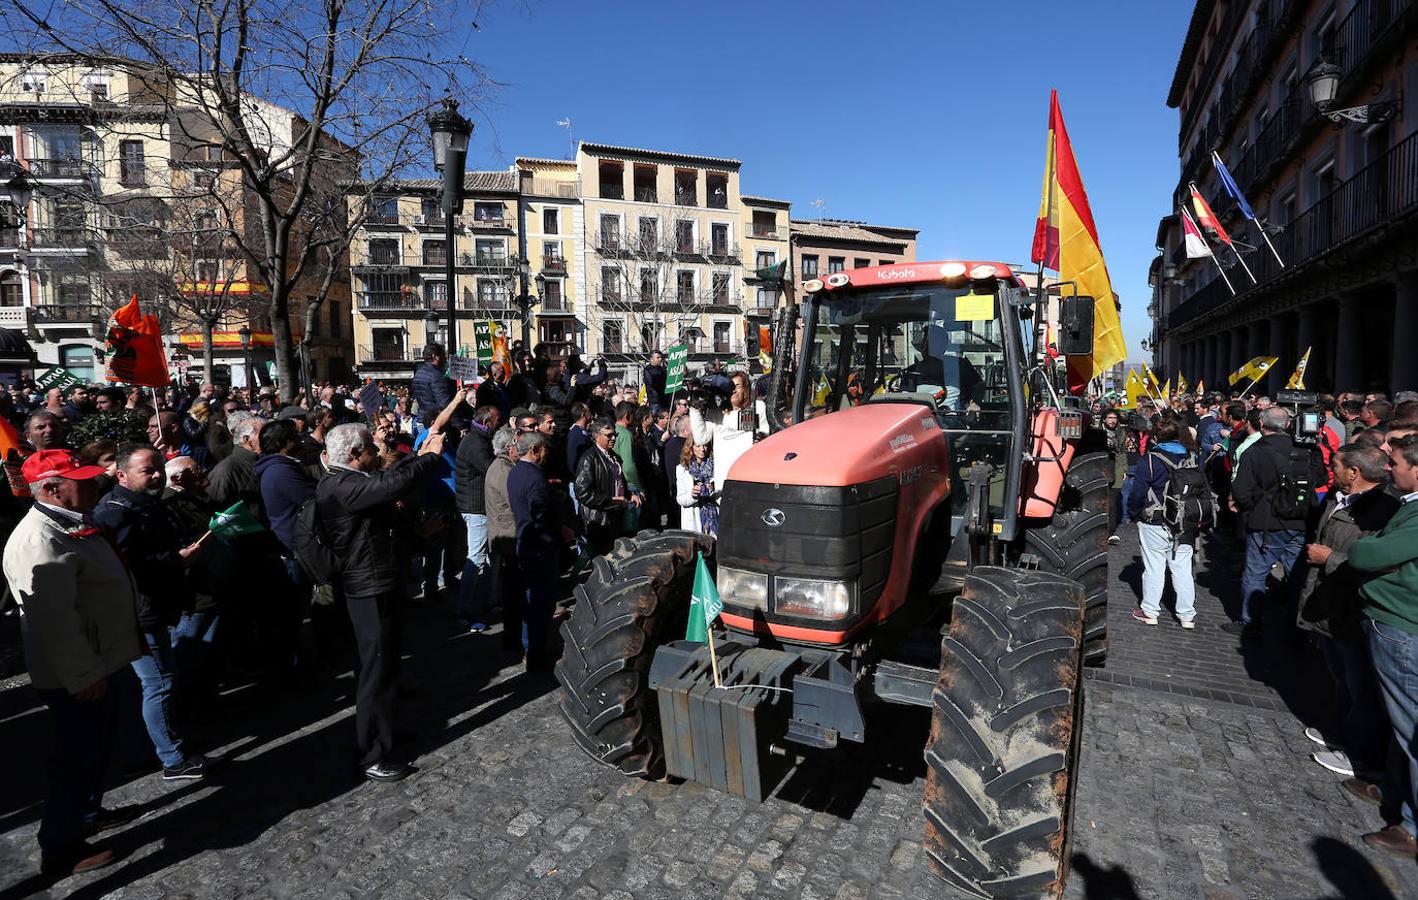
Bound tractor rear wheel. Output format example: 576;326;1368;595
1026;451;1110;665
555;530;708;779
923;567;1085;899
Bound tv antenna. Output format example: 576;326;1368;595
556;118;574;160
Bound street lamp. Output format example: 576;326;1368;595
238;324;253;396
428;98;472;357
515;258;537;348
1306;60;1397;124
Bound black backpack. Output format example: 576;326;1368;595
1269;445;1319;520
1144;451;1215;536
292;497;342;585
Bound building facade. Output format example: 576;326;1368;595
789;219;918;291
1154;0;1418;395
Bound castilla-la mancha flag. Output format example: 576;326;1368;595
104;295;170;387
1031;90;1127;393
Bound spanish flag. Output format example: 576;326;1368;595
1031;90;1127;393
1286;347;1311;389
1229;355;1278;386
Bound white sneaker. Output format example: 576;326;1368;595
1107;535;1121;545
1312;749;1355;777
1179;618;1197;629
1304;726;1332;749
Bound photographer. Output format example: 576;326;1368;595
689;371;755;494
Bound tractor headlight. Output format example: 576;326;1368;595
774;577;853;620
717;566;768;610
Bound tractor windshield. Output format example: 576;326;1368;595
797;283;1013;429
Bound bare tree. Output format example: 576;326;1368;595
11;0;493;399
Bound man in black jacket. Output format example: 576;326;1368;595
208;413;266;513
573;419;629;554
508;431;566;671
454;405;500;630
1227;406;1322;638
642;350;667;412
318;422;443;781
94;445;211;780
411;343;454;422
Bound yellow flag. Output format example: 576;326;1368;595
1162;378;1172;401
1197;378;1206;396
1176;373;1189;395
1141;363;1161;397
811;373;831;408
637;383;647;405
1123;368;1146;408
1229;355;1279;386
1286;347;1311;389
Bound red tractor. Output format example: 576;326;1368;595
556;261;1109;898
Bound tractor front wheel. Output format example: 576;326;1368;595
923;566;1086;899
555;531;709;779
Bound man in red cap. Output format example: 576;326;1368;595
2;449;141;877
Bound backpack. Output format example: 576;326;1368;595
1269;445;1320;520
1144;451;1215;536
292;497;342;585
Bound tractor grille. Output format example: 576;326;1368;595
717;477;898;618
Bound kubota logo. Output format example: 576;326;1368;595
761;508;785;527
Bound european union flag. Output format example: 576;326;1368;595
1211;152;1256;221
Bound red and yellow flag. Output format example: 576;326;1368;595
105;294;170;387
1030;90;1127;393
1188;184;1233;248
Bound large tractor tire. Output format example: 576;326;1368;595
555;530;709;779
923;567;1086;899
1025;451;1110;665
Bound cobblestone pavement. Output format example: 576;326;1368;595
2;528;1416;899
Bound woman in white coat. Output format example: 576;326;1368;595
675;437;719;535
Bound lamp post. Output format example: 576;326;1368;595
238;324;253;398
1306;60;1397;124
428;98;472;356
516;258;537;348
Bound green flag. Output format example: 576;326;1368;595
208;501;265;537
684;552;721;642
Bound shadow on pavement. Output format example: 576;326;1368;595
772;704;931;818
1069;852;1142;900
1311;835;1399;900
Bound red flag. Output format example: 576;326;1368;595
105;295;170;387
1189;184;1233;247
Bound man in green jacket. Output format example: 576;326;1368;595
1350;433;1418;856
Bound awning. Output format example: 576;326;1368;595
177;331;276;349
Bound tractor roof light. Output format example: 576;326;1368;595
804;278;825;293
826;273;850;287
939;262;967;278
968;264;998;280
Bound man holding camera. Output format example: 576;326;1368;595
689;371;755;495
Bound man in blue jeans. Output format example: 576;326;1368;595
1226;406;1317;638
1347;434;1418;855
94;445;213;781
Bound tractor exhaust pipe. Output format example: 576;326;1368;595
764;303;799;434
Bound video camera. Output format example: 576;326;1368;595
684;373;735;411
1276;390;1323;446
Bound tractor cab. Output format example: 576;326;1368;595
791;262;1032;544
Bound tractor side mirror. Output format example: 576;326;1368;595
1057;295;1095;356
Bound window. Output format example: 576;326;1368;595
370;196;399;224
539;318;575;348
601;267;620;301
543;278;563;311
706;173;728;209
192;168;216;190
423;240;448;266
640;324;657;352
0;271;22;307
801;254;819;278
599;214;620;249
419;197;444;225
368;238;400;265
853;258;870;269
543;208;558;234
827;257;845;274
757;287;779;307
675;220;695;254
712;273;730;304
639;216;658;250
674;169;697;206
713;321;731;353
543;240;562;263
55;275;91;306
473;202;503;222
710;223;729;255
756;251;776;269
20;70;46;93
677;270;695;303
603;320;624;353
371;328;405;361
327;300;342;338
639;269;657;303
634;164;658;202
598;161;624;200
477;279;505;308
424;281;448;309
474;239;503;264
82;71;109;103
751;210;775;237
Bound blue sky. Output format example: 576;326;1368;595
462;0;1193;362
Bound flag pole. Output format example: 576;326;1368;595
1238;377;1259;400
1232;246;1258;284
705;623;722;689
1257;224;1285;268
1182;207;1237;296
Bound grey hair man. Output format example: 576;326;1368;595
207;414;266;510
316;421;445;781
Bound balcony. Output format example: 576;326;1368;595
0;230;19;249
358;343;426;365
674;190;697;207
704;240;739;260
1168;129;1418;333
542;254;567;274
598;184;624;201
0;306;25;328
27;158;91;179
749;226;779;239
633;189;659;203
31;228;97;250
464;251;514;271
33;303;105;325
365;212;402;226
359;291;424;312
106;226;168;258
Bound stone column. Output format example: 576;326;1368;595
1203;336;1216;389
1217;331;1232;390
1295;304;1319;390
1333;293;1364;393
1393;273;1418;392
1268;312;1294;395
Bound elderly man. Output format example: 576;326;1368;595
207;413;266;512
94;445;211;782
484;427;523;651
3;450;140;876
25;409;68;452
317;422;444;780
508;431;568;671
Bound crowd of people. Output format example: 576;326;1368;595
0;342;760;878
1098;385;1418;858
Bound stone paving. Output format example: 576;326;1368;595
1;527;1415;899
